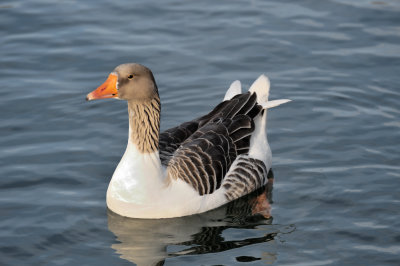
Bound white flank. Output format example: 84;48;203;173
248;112;272;168
248;75;272;167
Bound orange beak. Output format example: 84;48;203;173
86;73;118;101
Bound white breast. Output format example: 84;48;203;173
106;141;225;218
107;142;163;204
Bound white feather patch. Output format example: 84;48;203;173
249;75;270;104
262;99;292;109
223;80;242;101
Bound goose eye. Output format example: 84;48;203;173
128;74;134;80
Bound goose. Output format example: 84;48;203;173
86;63;290;219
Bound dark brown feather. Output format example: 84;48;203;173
165;92;263;195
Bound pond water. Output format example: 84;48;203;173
1;0;399;265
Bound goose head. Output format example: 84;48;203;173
86;63;158;102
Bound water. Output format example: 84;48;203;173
1;0;399;265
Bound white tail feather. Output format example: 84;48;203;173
262;99;291;109
249;74;270;105
223;80;242;101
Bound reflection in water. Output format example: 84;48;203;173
108;173;280;265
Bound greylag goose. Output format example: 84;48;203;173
86;63;290;218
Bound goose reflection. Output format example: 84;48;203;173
108;172;276;266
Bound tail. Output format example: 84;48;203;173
249;74;291;109
224;75;291;108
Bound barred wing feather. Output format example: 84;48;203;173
166;93;265;196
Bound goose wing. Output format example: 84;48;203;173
159;92;246;165
166;93;262;195
159;121;199;165
158;106;227;165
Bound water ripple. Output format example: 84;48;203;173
1;0;399;265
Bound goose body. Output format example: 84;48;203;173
87;63;290;219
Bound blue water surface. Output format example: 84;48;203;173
1;0;399;265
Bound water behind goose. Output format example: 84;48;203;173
1;0;399;265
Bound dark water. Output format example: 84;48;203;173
1;0;400;265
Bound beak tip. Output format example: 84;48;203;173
86;93;93;101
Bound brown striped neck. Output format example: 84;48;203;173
127;96;161;154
